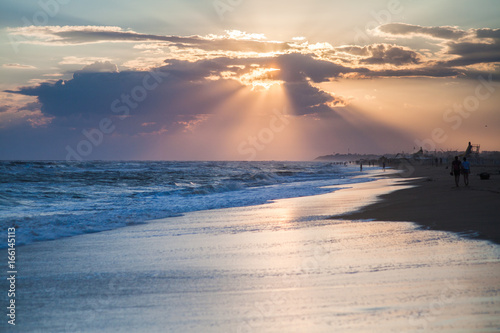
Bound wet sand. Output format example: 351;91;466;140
337;163;500;244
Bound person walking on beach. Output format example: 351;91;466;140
452;156;461;187
462;157;470;186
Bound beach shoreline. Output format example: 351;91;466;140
3;165;500;332
336;162;500;244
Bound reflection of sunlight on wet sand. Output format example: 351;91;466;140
150;178;499;331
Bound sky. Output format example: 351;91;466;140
0;0;499;161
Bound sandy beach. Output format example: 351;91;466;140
338;163;500;244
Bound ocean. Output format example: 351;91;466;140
0;161;369;247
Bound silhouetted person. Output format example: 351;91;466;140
451;156;461;187
462;157;470;186
360;162;363;171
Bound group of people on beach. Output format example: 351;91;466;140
451;156;470;187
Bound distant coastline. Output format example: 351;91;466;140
314;153;381;162
315;150;500;166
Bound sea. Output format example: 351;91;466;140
0;160;369;247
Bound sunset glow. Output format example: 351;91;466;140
0;0;499;160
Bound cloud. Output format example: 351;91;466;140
335;46;369;57
476;28;500;40
365;45;421;65
4;53;357;136
273;53;367;82
379;23;468;40
3;25;498;159
338;44;421;66
6;46;489;134
175;114;212;132
5;61;247;135
10;24;496;77
159;58;235;81
59;56;114;65
378;24;500;69
368;66;462;79
440;29;500;67
435;28;500;67
7;72;141;118
442;41;500;67
77;61;119;73
8;25;146;44
283;81;341;115
7;26;291;53
18;101;42;112
0;92;49;129
2;63;37;69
